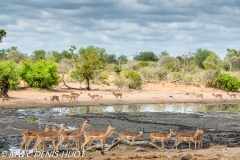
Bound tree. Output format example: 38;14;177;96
159;51;169;58
225;49;240;71
32;50;46;61
194;48;213;68
50;51;62;63
6;50;26;63
70;46;106;90
0;29;7;43
19;60;60;88
134;51;158;61
203;53;221;70
0;60;20;90
159;56;181;72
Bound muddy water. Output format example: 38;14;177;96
1;103;240;153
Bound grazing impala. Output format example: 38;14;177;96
81;123;116;156
88;93;100;101
172;128;204;150
150;128;176;148
227;92;237;99
112;92;122;101
34;124;68;152
193;92;203;99
212;93;223;100
20;125;52;151
119;129;144;142
56;120;92;151
50;95;60;103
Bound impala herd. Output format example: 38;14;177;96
19;117;205;156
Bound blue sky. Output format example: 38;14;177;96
1;0;240;59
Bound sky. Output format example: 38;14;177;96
0;0;240;59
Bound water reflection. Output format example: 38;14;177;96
45;103;240;115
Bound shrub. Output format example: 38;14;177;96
136;61;149;69
122;70;142;89
0;60;19;89
212;73;240;91
19;60;60;89
114;75;127;88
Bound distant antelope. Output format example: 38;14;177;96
227;92;237;99
50;96;60;103
150;128;176;148
112;92;122;101
88;93;100;101
193;92;203;99
71;91;83;100
61;94;70;102
212;93;223;100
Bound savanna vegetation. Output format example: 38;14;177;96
1;29;240;96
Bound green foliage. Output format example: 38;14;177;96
0;29;7;43
99;72;109;80
194;48;213;68
159;56;181;72
122;70;142;89
172;72;184;80
32;50;46;61
70;46;106;90
0;60;20;89
19;60;60;89
136;61;149;69
134;51;158;61
212;73;240;91
203;53;220;70
114;75;127;88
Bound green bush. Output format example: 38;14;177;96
19;60;60;89
212;73;240;91
114;75;127;88
122;70;142;89
0;60;20;89
99;72;109;80
136;61;149;69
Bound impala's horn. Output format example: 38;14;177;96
108;120;112;124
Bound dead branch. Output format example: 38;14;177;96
61;73;86;90
208;134;216;145
107;138;161;151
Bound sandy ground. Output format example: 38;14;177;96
1;80;240;159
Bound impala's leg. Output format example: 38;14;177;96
100;139;105;155
20;136;28;151
25;138;33;150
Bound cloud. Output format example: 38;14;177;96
0;0;240;59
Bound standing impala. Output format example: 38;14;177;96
112;92;122;101
212;93;223;100
150;128;176;148
20;125;52;151
88;93;100;101
56;120;92;151
34;124;68;152
81;123;116;156
119;129;143;142
172;128;204;150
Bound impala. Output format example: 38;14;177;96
50;95;60;103
81;123;116;156
227;92;237;99
34;124;68;152
56;120;92;151
212;93;223;100
150;128;176;148
193;92;203;99
61;94;70;102
20;125;52;151
112;92;122;101
196;133;204;150
172;128;204;150
119;129;143;142
71;91;83;100
88;93;100;101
